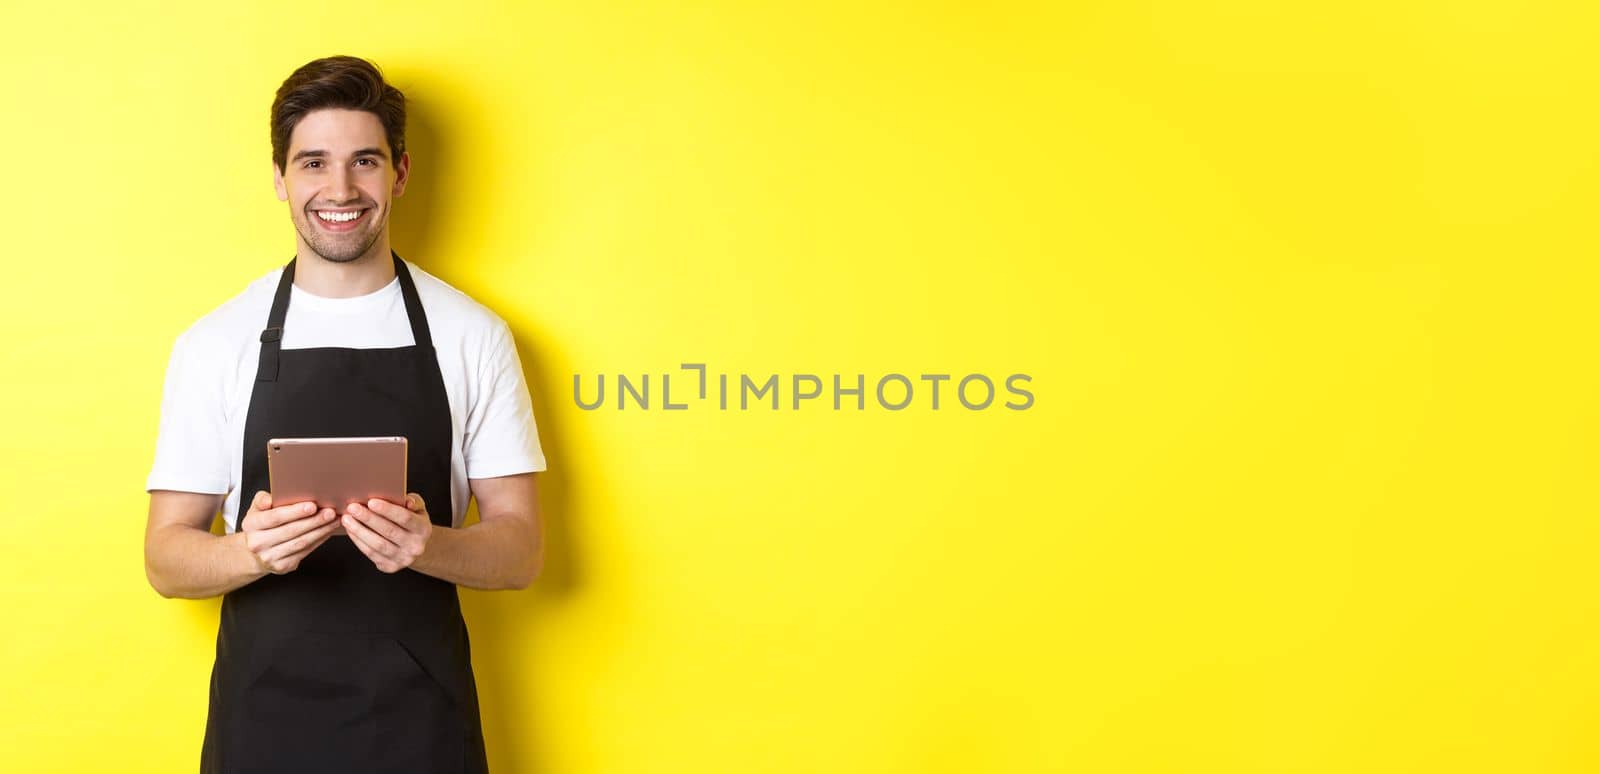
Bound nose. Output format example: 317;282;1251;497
327;165;359;203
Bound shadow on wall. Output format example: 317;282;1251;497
387;80;588;774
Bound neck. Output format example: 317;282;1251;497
292;234;397;298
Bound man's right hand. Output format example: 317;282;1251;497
240;490;340;575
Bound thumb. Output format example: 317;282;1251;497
253;490;271;511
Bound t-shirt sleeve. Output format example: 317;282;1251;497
146;329;232;494
463;319;548;478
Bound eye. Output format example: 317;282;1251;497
355;158;377;167
303;160;322;169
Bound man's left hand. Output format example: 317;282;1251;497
342;493;433;573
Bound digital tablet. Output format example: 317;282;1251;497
267;437;408;518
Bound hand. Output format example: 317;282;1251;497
240;490;340;575
342;493;433;574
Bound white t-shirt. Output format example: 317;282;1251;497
146;259;547;532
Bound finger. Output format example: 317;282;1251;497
343;512;398;558
268;523;339;570
407;492;425;512
299;520;341;554
246;499;315;531
344;517;401;573
362;498;417;529
241;491;271;530
256;508;337;548
349;502;410;541
252;500;320;530
303;529;335;553
265;518;339;562
342;523;381;563
262;520;340;565
257;508;336;543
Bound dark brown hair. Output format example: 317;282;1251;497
270;56;406;173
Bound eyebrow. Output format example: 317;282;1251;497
290;147;390;163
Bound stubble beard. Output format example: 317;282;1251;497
296;206;384;264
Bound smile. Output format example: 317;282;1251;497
313;208;370;231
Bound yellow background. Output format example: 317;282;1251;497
2;1;1596;772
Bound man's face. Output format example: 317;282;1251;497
273;108;409;263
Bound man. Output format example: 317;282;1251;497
143;55;545;773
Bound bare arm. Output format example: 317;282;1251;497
415;472;543;590
345;472;543;591
430;472;543;590
144;490;340;599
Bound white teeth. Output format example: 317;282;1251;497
316;210;363;223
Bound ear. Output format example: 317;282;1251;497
272;160;288;201
392;151;410;198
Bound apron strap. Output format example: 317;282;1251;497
256;250;432;383
392;251;434;349
256;257;296;383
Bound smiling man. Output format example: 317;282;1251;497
142;56;546;773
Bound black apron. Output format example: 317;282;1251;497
200;251;489;774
